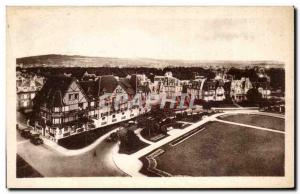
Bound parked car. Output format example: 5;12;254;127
20;128;31;139
87;123;96;129
30;133;43;145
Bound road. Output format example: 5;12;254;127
17;110;126;177
17;132;126;177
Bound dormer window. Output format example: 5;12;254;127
69;93;79;100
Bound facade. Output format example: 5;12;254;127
186;77;206;100
32;76;89;141
252;77;271;99
186;77;226;102
32;75;151;142
230;77;252;102
154;72;182;98
153;75;165;94
16;73;44;110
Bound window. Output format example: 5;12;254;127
112;115;116;118
64;117;69;123
63;106;69;112
90;102;95;106
69;93;79;100
22;94;28;99
53;118;60;124
54;107;60;112
102;117;106;120
22;101;28;107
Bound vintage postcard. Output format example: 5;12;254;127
6;6;294;188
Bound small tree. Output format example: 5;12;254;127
203;102;212;110
119;130;140;151
246;88;262;105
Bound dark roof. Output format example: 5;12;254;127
257;77;268;83
96;75;119;95
119;78;136;95
202;80;218;91
79;80;97;100
129;75;151;94
129;75;139;90
33;76;75;108
138;85;151;94
223;81;232;91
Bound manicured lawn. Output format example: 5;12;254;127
179;114;203;123
140;121;284;176
58;123;122;149
218;114;285;131
119;139;149;155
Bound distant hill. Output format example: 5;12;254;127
16;54;284;69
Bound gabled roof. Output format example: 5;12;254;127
202;80;218;91
96;75;119;95
129;74;141;90
33;75;75;108
119;78;136;95
79;80;97;101
129;74;151;94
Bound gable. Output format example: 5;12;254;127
112;85;127;96
63;81;87;105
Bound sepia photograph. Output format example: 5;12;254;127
6;6;294;188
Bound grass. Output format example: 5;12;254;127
58;123;122;149
218;114;285;131
118;139;149;155
179;114;203;123
140;121;284;176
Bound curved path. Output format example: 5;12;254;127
17;131;127;177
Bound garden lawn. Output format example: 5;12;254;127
141;121;284;176
218;114;284;131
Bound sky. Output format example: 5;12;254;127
7;6;293;62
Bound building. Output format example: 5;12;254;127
153;75;165;94
31;76;89;141
230;77;252;102
186;77;206;100
16;73;44;110
31;75;151;142
203;80;217;101
154;72;182;98
186;77;225;102
252;77;271;99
